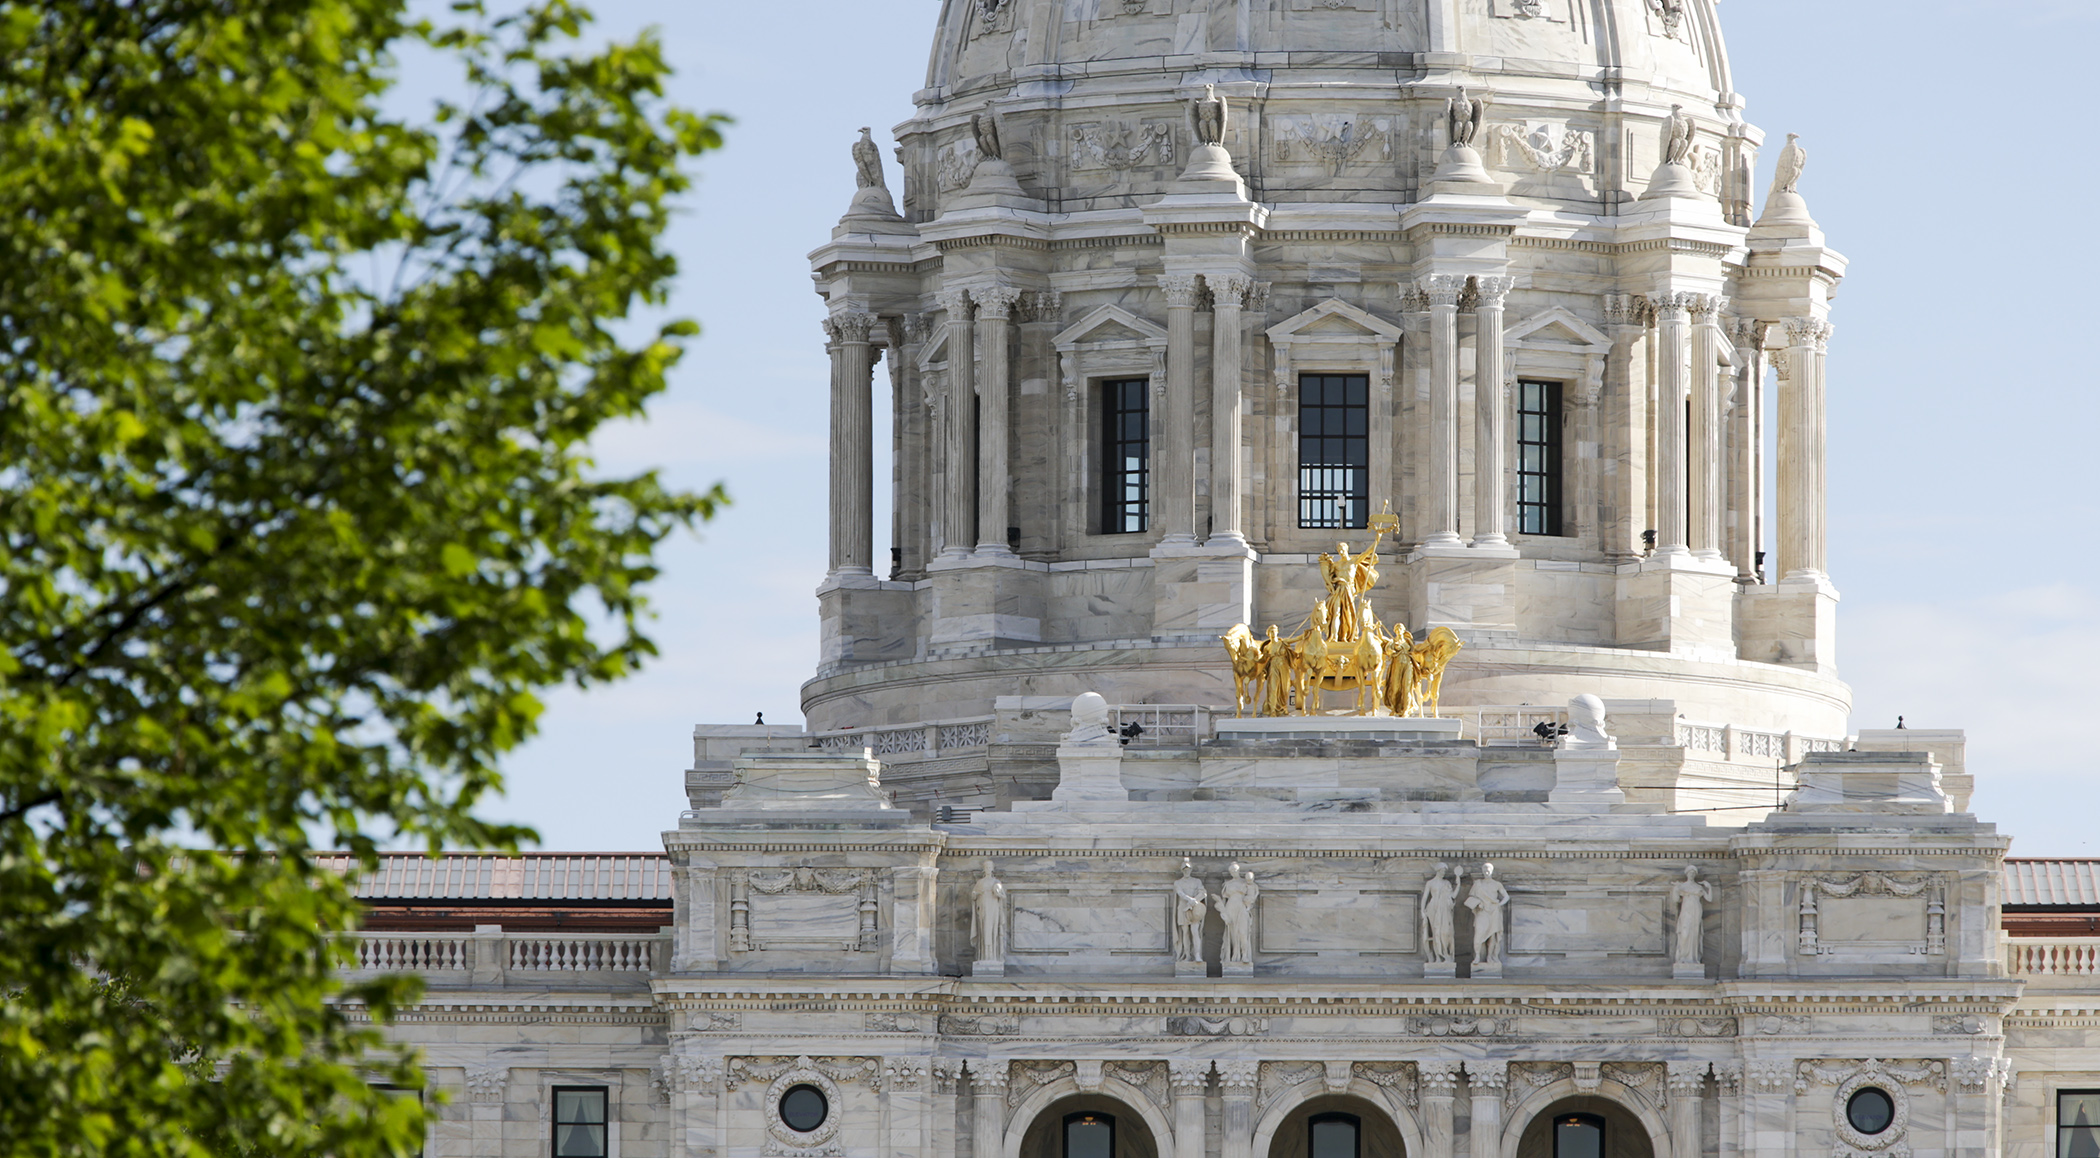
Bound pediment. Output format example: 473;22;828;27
1266;298;1404;344
915;324;951;371
1505;306;1610;351
1054;304;1168;351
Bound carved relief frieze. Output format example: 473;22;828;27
1355;1062;1417;1107
1167;1015;1270;1036
656;1054;723;1099
1409;1014;1503;1037
1103;1060;1170;1112
865;1012;923;1033
464;1063;507;1103
1068;121;1175;174
1675;1017;1739;1038
1755;1014;1814;1035
1271;115;1393;175
1009;1060;1076;1105
1488;122;1594;174
1507;1062;1573;1109
1933;1015;1986;1036
1490;0;1559;19
939;1012;1020;1036
728;1055;881;1094
1258;1061;1325;1112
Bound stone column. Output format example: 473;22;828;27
1168;1059;1211;1158
1471;277;1515;549
971;1059;1009;1158
1208;275;1254;547
1712;1061;1743;1158
1777;316;1832;582
1604;294;1652;562
1466;1060;1507;1158
1422;277;1467;548
937;289;975;560
827;311;878;577
1666;1061;1707;1158
1731;321;1767;581
931;1059;966;1158
1419;1061;1461;1158
1218;1060;1258;1158
1688;295;1728;562
1651;293;1693;560
975;285;1022;556
1158;274;1202;546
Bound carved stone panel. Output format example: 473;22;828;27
1009;887;1170;958
1257;889;1415;954
1509;890;1665;957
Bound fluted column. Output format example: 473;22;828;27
1688;295;1728;562
1208;275;1254;547
974;285;1021;556
1667;1061;1708;1158
1158;274;1201;546
1419;1061;1461;1158
1651;293;1694;560
1471;277;1515;549
1731;321;1768;580
1168;1059;1211;1158
970;1059;1009;1158
1218;1060;1258;1158
1422;277;1467;548
1777;316;1832;582
1466;1060;1506;1158
937;289;975;559
827;310;878;577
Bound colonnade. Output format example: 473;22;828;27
820;286;1833;590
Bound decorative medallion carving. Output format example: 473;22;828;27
1676;1017;1739;1038
1167;1015;1269;1037
762;1057;849;1157
939;1012;1021;1037
1409;1015;1502;1037
1489;122;1594;174
1797;1060;1943;1158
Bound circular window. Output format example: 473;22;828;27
1847;1088;1895;1136
780;1085;828;1133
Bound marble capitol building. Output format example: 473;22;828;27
348;3;2100;1158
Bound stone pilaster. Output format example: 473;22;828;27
827;310;879;578
1667;1060;1707;1158
974;285;1022;557
887;865;938;973
1168;1059;1210;1158
937;289;975;560
1419;1060;1461;1158
1651;292;1694;560
1158;274;1201;546
1688;295;1728;562
666;1055;722;1158
970;1059;1009;1158
1208;275;1254;547
1713;1061;1743;1158
885;1057;932;1158
1466;1060;1506;1158
1777;315;1833;583
1218;1060;1257;1158
1422;276;1467;548
1470;277;1515;550
931;1059;965;1158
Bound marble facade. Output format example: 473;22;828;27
353;4;2100;1158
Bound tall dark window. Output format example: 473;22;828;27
2062;1091;2100;1158
1309;1113;1361;1158
1553;1113;1605;1158
1100;378;1150;533
1516;378;1564;536
1064;1111;1116;1158
553;1087;609;1158
1298;373;1369;529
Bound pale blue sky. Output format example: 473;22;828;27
483;1;2100;854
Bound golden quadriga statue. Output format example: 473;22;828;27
1222;509;1463;719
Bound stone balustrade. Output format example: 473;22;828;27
347;930;669;988
2008;937;2100;978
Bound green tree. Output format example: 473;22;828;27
0;2;724;1154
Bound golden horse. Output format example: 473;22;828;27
1406;626;1465;717
1221;624;1263;717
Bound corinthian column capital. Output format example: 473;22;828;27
1159;273;1201;307
1471;276;1516;309
1418;275;1467;308
974;285;1022;320
936;288;973;319
830;310;879;344
1784;316;1833;349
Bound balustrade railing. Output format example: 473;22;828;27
355;935;470;972
2007;938;2100;977
347;931;668;984
1108;704;1208;747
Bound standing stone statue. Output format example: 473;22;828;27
1448;86;1484;148
1420;863;1460;964
1662;104;1695;165
1191;83;1227;147
1771;132;1807;195
1218;864;1258;965
1670;866;1715;966
971;112;1003;162
852;127;886;190
1172;858;1208;963
1465;863;1510;967
971;860;1008;963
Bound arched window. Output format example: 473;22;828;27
1309;1112;1361;1158
1553;1113;1605;1158
1064;1111;1115;1158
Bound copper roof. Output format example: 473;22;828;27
324;853;674;902
2006;859;2100;907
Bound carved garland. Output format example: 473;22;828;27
764;1058;847;1157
